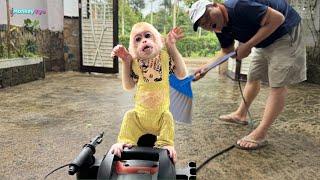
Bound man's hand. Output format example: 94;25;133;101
235;43;252;60
193;65;208;81
163;146;177;163
109;143;133;158
166;27;184;46
111;45;133;64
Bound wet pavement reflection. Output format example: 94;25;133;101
0;70;319;179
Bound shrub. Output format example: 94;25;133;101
119;34;220;57
0;19;40;59
119;36;129;49
176;34;220;57
0;43;4;58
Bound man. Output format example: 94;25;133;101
189;0;306;150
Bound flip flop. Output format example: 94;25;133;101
219;114;248;125
235;136;268;150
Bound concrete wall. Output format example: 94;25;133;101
47;0;64;31
64;0;79;17
0;0;63;31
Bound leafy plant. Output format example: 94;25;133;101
0;43;5;58
7;19;39;58
24;19;40;34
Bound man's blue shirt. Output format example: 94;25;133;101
216;0;301;48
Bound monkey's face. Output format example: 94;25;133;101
133;31;160;59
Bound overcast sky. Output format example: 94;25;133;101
141;0;163;16
141;0;187;17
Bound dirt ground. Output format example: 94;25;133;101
0;66;319;180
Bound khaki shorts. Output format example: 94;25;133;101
248;23;307;87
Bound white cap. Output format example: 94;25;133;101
189;0;212;31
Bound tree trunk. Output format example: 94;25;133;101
177;1;180;19
121;0;125;36
6;0;10;58
150;0;154;24
173;0;177;28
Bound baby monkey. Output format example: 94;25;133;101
110;22;187;163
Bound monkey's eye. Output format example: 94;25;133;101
144;33;152;38
135;36;142;42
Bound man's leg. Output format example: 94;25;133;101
220;80;261;122
237;22;304;149
237;86;287;148
220;47;266;123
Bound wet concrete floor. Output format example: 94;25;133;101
0;67;319;180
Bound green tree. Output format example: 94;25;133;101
173;0;178;28
150;0;155;24
121;0;125;36
145;9;169;33
162;0;172;10
128;0;145;12
119;0;143;36
161;0;172;33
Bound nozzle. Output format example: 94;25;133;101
68;165;78;175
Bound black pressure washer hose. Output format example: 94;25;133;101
196;59;254;173
196;144;235;172
44;164;70;179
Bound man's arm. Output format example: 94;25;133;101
193;44;235;81
236;7;285;59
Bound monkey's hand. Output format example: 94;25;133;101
166;27;184;46
109;143;133;158
162;146;177;163
111;45;133;63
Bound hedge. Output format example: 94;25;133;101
119;34;220;57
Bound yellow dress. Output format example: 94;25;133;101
117;50;174;147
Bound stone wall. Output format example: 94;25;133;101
0;61;45;88
63;18;80;71
36;30;64;71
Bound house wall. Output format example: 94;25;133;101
0;0;63;31
64;0;79;17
